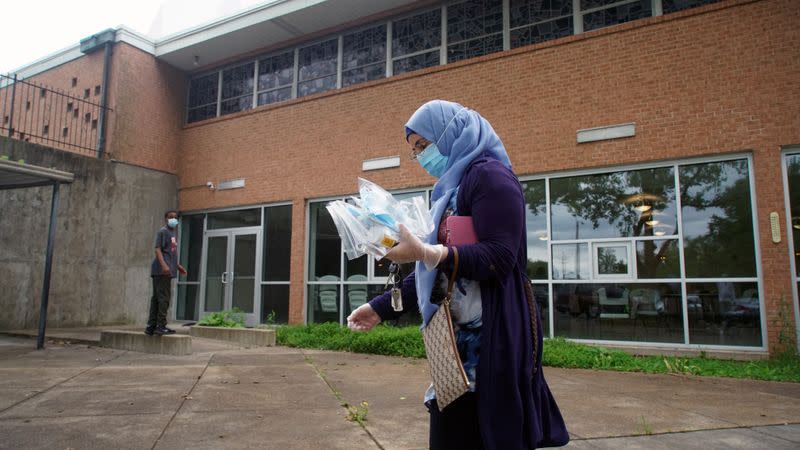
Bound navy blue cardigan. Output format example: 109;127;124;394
370;157;569;449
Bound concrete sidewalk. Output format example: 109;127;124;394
0;333;798;449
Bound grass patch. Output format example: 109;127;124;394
276;323;800;383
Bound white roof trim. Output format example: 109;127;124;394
154;0;325;56
11;26;156;79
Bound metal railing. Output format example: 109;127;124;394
0;74;112;156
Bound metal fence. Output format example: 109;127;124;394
1;74;112;156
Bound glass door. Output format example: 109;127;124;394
201;228;261;326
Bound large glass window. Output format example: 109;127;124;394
343;25;387;87
532;156;760;348
523;179;548;279
549;166;677;240
686;282;761;347
447;0;504;63
553;282;684;343
510;0;573;48
298;39;338;97
680;159;756;278
257;52;294;106
392;9;441;75
220;62;254;116
307;191;428;325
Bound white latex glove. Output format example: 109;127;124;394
385;224;447;270
347;303;381;332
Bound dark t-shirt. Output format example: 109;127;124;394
150;226;178;278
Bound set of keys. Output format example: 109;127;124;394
385;262;403;312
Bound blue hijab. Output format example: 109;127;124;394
405;100;512;326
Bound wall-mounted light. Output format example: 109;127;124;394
193;55;200;67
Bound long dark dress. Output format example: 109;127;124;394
369;156;569;449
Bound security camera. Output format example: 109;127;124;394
206;181;215;189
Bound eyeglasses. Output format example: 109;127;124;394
410;137;432;160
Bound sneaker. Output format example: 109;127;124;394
164;327;177;334
153;327;167;336
144;327;155;336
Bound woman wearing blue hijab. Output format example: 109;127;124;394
347;100;569;449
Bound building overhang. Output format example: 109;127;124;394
11;0;424;78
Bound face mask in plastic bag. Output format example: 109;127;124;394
326;178;434;260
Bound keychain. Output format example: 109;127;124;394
387;262;403;312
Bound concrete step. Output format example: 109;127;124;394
99;330;192;355
189;326;276;347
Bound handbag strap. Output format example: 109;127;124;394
442;247;459;307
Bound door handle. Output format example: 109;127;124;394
221;272;228;284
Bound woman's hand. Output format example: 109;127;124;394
385;224;447;270
347;303;381;332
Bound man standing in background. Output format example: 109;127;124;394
145;210;186;336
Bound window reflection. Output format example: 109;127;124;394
549;167;676;240
787;154;800;276
523;180;548;279
680;160;756;277
552;243;589;280
553;282;683;343
309;203;341;281
636;239;680;278
686;282;761;346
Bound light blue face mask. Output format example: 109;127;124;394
417;142;448;178
167;218;179;228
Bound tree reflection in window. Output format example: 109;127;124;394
680;159;756;278
523;180;548;279
549;167;677;240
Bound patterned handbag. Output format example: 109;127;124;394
422;247;470;411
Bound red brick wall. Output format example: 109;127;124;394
106;43;185;173
3;52;106;158
177;0;800;348
4;42;185;174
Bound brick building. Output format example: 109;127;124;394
3;0;799;356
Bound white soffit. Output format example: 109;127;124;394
11;0;421;77
155;0;419;71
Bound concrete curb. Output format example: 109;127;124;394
189;326;276;347
99;330;192;355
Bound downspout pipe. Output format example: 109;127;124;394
79;28;116;159
96;41;113;159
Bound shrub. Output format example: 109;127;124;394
197;309;245;328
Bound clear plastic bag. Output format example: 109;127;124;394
326;178;434;260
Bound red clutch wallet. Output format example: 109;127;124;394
442;216;477;245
